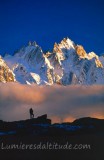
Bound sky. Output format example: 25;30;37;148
0;83;104;122
0;0;104;56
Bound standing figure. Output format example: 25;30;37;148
29;108;34;119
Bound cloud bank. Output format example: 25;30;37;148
0;83;104;123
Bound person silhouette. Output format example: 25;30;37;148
29;108;34;119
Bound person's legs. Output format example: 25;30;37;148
30;114;32;119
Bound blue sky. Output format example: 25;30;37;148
0;0;104;55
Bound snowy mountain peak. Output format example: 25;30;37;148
15;42;42;58
28;41;37;46
87;52;103;68
1;37;104;85
53;38;75;54
75;45;87;58
74;45;103;68
61;37;75;49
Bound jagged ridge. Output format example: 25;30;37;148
0;38;104;85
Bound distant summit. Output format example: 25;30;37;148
0;37;104;85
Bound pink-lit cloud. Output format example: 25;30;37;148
0;83;104;123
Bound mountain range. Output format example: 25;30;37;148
0;38;104;85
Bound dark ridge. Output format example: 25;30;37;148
0;116;104;136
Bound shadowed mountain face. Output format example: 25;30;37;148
0;116;104;136
0;38;104;85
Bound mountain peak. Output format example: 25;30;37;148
1;37;104;85
28;41;37;46
75;45;87;58
53;38;75;52
61;37;75;48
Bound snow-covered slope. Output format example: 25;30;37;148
47;38;104;85
4;42;54;85
2;38;104;85
99;55;104;67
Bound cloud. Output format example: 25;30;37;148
0;83;104;123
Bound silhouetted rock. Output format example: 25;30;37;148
72;117;104;129
37;114;47;119
0;117;104;160
0;116;104;136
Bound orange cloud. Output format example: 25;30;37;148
0;83;104;122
